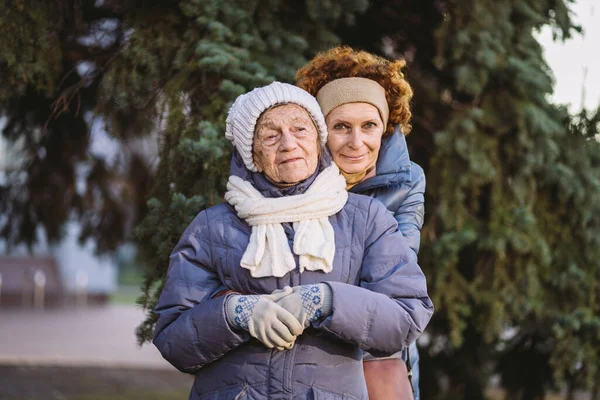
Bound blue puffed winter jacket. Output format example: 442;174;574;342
351;128;426;399
351;127;425;256
153;152;433;400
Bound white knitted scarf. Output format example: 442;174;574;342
224;163;348;278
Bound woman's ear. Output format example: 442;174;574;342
253;152;263;173
251;138;263;173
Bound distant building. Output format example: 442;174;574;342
0;130;118;308
0;256;62;307
0;223;118;308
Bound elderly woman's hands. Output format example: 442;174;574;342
274;284;332;329
224;284;333;351
225;287;304;350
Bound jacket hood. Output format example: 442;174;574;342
228;148;332;198
350;125;412;193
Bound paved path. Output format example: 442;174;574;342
0;304;173;369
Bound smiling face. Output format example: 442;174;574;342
252;104;320;185
325;102;385;175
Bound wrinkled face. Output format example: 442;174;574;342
326;102;385;175
253;104;320;185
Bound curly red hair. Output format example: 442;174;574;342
296;46;413;136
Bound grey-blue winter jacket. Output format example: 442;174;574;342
351;128;426;398
351;127;425;256
153;152;433;400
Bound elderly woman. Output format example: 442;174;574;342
153;82;433;399
296;46;426;399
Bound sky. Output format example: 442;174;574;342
537;0;600;112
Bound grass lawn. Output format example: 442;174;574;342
0;365;192;400
75;390;189;400
4;366;583;399
110;285;142;305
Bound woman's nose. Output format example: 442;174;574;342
347;129;363;149
279;130;298;151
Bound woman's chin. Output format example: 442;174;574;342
273;164;316;184
338;163;367;175
273;172;311;185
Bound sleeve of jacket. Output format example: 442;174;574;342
313;198;434;357
394;162;426;256
152;210;249;373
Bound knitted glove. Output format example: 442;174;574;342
274;284;332;329
225;287;304;350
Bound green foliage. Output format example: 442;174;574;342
0;2;62;100
338;0;598;397
2;0;599;398
428;1;599;396
427;2;600;390
125;0;370;344
0;1;150;252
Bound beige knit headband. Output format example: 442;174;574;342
316;77;389;127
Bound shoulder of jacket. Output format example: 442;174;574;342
348;192;392;216
204;202;235;220
342;193;379;216
185;203;236;237
409;162;425;184
346;192;374;207
370;163;425;195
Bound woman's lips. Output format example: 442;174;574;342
341;154;366;162
280;157;302;165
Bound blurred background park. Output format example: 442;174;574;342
0;0;599;399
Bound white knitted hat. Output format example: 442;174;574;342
225;82;328;172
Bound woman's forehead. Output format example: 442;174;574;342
258;104;313;126
327;102;381;120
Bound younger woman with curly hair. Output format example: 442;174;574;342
297;46;426;400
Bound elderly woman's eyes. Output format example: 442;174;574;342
262;133;279;145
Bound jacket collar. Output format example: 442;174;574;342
349;125;412;193
229;149;330;198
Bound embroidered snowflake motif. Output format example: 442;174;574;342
233;296;259;330
300;285;323;323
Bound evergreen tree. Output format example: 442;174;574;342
1;1;598;398
336;1;600;398
118;0;371;343
0;1;152;252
